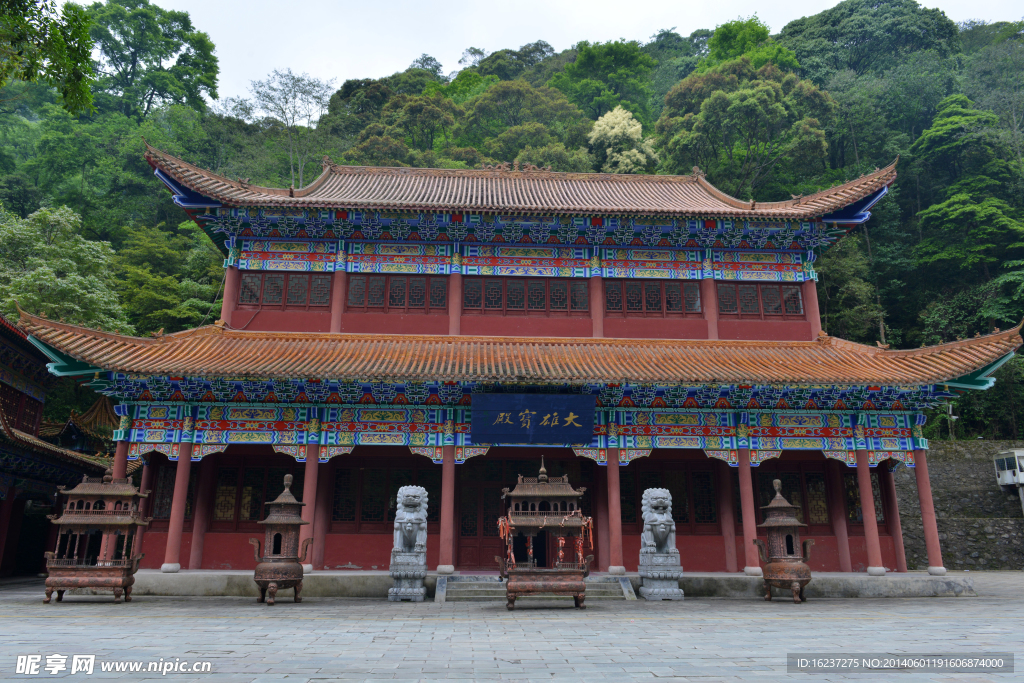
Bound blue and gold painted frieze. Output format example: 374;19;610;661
196;209;843;253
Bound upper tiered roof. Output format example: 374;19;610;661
144;143;897;220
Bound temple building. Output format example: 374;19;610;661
18;146;1021;577
0;315;110;576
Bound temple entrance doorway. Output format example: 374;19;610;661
455;450;596;570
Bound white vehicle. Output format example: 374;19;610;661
994;450;1024;517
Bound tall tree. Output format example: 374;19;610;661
0;0;94;113
548;40;657;123
700;15;799;72
249;69;335;187
87;0;218;118
777;0;961;85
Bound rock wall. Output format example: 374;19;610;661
894;441;1024;570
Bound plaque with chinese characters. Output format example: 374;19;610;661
471;394;595;445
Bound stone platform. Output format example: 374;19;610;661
60;569;977;600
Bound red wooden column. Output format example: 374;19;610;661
312;457;333;570
299;445;320;570
605;448;625;574
221;265;240;325
716;459;738;572
448;273;463;336
880;464;908;572
330;271;347;333
913;448;946;575
133;461;153;559
803;279;822;339
825;459;853;572
855;449;886;575
737;447;761;575
595;467;610;571
187;456;217;570
112;440;129;480
589;275;604;338
701;279;719;340
438;445;456;573
161;444;194;573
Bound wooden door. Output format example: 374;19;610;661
456;458;507;569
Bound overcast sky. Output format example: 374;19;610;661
153;0;1022;99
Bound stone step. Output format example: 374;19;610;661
446;593;626;602
444;579;627;601
447;587;623;597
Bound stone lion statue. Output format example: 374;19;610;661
393;486;428;552
641;488;677;555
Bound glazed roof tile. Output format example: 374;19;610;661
0;401;110;473
18;312;1021;387
144;144;897;220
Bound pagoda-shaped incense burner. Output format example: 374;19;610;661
44;468;149;604
248;474;311;605
495;457;594;610
753;479;814;603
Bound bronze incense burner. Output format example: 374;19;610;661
43;469;149;604
753;479;814;603
495;457;594;610
248;474;312;605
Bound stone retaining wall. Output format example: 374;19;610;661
894;441;1024;570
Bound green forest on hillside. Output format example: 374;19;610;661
2;0;1023;439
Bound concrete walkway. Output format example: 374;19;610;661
0;571;1019;681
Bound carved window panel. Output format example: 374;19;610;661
619;467;637;524
213;468;239;521
462;277;589;316
286;275;309;306
263;274;284;305
805;473;829;525
419;467;441;523
331;468;356;522
240;468;266;521
360;469;387;523
482;487;501;537
691;471;717;524
459;484;478;537
240;273;262;304
607;280;702;317
347;275;446;313
151;466;176;519
844;471;886;522
718;282;805;320
238;273;330;310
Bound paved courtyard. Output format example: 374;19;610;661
0;572;1020;682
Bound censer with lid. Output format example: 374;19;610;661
753;479;814;603
248;474;312;605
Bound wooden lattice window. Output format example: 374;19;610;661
754;466;831;531
605;280;702;317
346;275;447;313
150;462;197;521
462;277;588;315
239;272;331;309
329;461;439;532
844;471;885;523
717;283;804;319
213;468;239;521
629;464;718;533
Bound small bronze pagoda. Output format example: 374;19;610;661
495;457;594;610
43;468;149;604
248;474;312;605
753;479;814;603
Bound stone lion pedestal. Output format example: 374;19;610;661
388;486;428;602
638;488;684;601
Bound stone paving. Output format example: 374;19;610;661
0;571;1020;682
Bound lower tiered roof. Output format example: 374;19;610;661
17;311;1020;388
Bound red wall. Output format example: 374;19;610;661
460;315;592;337
719;319;812;341
337;312;449;335
604;317;708;340
229;309;332;332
